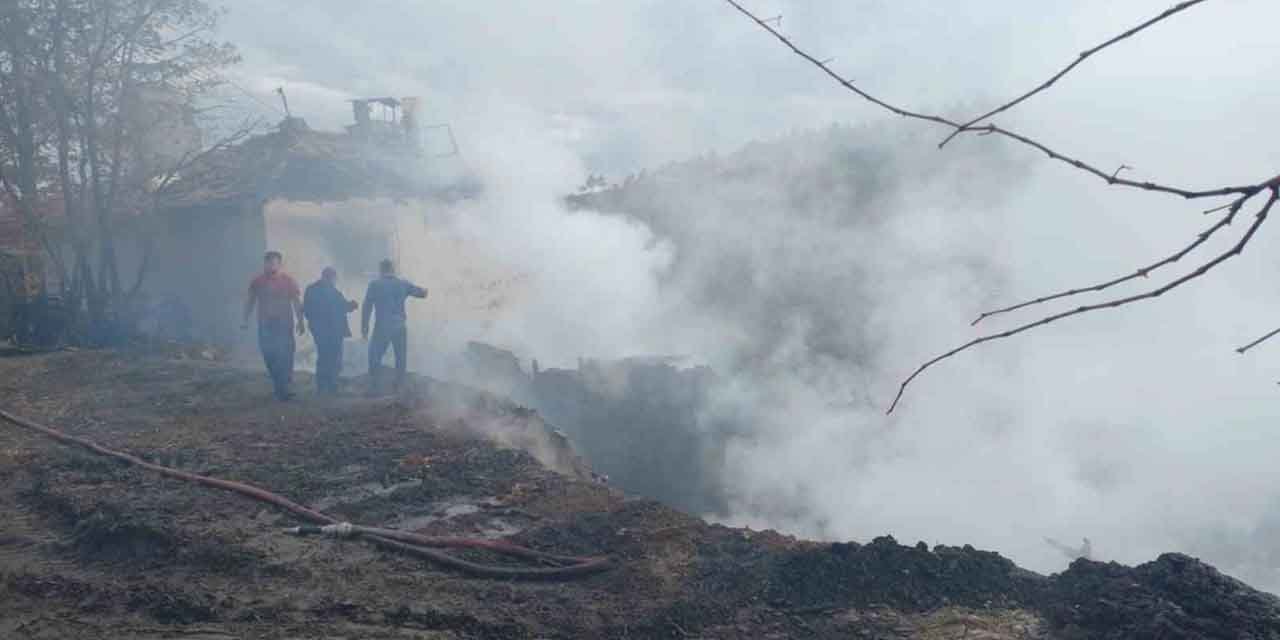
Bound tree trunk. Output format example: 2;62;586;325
5;7;42;261
49;0;78;289
128;235;153;298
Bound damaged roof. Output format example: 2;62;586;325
153;120;478;211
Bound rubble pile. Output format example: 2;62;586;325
1044;553;1280;639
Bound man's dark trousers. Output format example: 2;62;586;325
315;333;344;394
258;320;295;399
368;326;407;392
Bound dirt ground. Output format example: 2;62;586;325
1;348;1278;639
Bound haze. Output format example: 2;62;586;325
213;0;1280;590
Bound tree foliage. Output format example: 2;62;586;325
0;0;238;342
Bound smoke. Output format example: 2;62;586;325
437;108;684;364
217;0;1280;592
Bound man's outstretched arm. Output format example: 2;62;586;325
241;287;257;329
361;283;374;338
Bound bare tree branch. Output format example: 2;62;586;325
150;115;260;195
722;1;960;129
938;0;1212;148
971;123;1264;199
888;187;1280;414
722;0;1262;201
971;191;1253;326
726;0;1280;413
1237;326;1280;355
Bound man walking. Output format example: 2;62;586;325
361;259;427;394
242;251;305;400
303;267;358;395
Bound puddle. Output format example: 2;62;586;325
395;502;481;530
477;519;523;538
311;478;424;512
384;497;526;539
392;498;481;531
312;484;522;539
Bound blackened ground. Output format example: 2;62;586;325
459;344;733;517
1;348;1278;639
762;536;1040;612
1045;553;1280;640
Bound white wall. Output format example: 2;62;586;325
263;197;526;376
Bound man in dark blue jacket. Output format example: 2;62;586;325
303;267;358;395
362;259;427;394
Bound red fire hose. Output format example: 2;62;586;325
0;408;611;580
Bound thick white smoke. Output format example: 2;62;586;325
219;0;1280;591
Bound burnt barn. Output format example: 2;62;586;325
141;111;479;353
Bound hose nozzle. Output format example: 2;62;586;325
285;522;357;538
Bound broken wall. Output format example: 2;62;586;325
137;198;267;348
458;345;731;516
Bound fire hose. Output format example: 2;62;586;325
0;408;611;580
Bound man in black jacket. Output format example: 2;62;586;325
303;267;358;395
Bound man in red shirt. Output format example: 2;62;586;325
241;251;306;400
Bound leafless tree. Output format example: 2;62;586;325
0;0;243;341
723;0;1280;413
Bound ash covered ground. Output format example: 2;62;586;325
1;349;1279;639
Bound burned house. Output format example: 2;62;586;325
144;100;479;348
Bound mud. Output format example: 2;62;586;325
0;349;1278;638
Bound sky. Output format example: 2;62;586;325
211;0;1280;589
